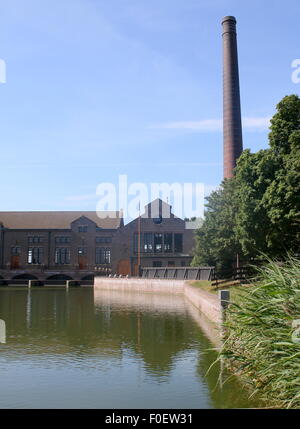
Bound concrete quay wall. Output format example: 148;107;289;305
94;277;221;325
94;278;185;295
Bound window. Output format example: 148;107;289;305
96;237;112;244
78;226;88;233
78;247;87;256
143;233;153;253
55;248;70;265
164;233;173;253
153;261;162;267
181;260;187;267
133;233;142;253
154;233;163;253
28;236;43;244
11;247;21;256
174;234;183;253
168;261;175;267
55;236;71;244
28;247;43;264
95;247;111;265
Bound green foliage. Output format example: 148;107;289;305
192;95;300;268
262;129;300;253
234;149;275;257
221;256;300;408
192;180;241;270
269;94;300;155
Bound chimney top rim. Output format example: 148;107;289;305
222;16;237;25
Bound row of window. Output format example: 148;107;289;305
134;233;183;254
153;261;188;267
28;227;106;236
20;236;112;245
95;237;112;243
55;236;71;244
28;236;43;244
23;247;112;265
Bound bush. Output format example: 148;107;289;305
221;256;300;408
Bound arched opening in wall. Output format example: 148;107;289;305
0;275;7;285
81;275;94;281
12;274;38;280
46;274;73;281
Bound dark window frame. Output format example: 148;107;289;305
174;234;183;253
143;232;153;253
78;247;88;256
11;246;21;256
28;236;43;244
55;248;71;265
55;236;71;244
27;247;43;264
96;237;112;244
164;233;173;253
95;247;111;265
154;233;163;253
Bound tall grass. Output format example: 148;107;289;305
221;256;300;408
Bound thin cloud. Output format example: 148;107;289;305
151;117;271;132
242;117;271;130
65;194;98;202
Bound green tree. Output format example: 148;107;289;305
192;179;241;270
262;96;300;253
192;95;300;268
234;148;278;257
236;95;300;257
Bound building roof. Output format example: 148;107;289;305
0;211;122;230
185;218;204;230
143;198;173;219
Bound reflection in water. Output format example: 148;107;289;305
0;318;5;343
0;287;260;409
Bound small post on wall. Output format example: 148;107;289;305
0;319;6;344
219;289;230;323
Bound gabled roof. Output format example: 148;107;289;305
0;211;122;230
143;198;173;219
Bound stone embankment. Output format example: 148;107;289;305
94;277;221;325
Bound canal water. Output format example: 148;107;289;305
0;287;259;409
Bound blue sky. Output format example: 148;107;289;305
0;0;299;219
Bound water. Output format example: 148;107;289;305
0;287;260;409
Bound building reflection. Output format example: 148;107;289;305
0;287;264;408
0;288;197;375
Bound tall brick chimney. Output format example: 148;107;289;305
222;16;243;179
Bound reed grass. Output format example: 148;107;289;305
221;255;300;408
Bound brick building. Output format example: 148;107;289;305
0;199;197;281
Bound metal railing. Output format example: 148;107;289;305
211;266;255;289
141;266;214;281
